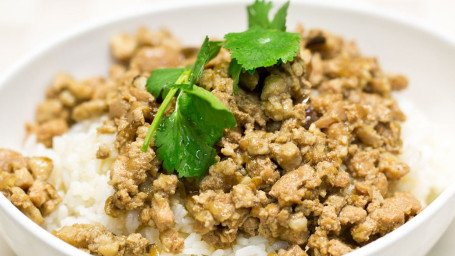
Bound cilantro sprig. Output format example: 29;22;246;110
141;37;235;178
155;85;236;177
225;0;300;90
142;0;300;178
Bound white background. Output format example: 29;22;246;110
0;0;453;255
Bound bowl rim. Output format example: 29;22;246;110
0;0;454;255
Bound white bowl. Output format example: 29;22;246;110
0;0;454;255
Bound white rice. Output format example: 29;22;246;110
20;96;454;255
22;117;126;235
396;95;455;205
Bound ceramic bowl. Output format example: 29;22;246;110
0;0;454;255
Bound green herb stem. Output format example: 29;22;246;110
175;69;192;84
141;69;191;152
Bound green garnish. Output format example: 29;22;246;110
190;38;224;84
155;85;236;178
228;59;242;94
141;69;191;153
225;0;300;88
248;0;290;30
141;37;235;178
225;28;300;71
142;0;300;178
146;68;186;99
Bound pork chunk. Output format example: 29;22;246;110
151;193;174;232
160;228;184;254
270;142;302;171
0;150;60;224
36;118;68;147
53;224;150;256
278;244;308;256
270;165;321;206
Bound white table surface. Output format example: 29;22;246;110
0;0;453;255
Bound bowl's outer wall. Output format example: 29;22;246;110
0;1;454;255
0;200;86;256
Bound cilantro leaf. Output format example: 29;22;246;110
146;68;185;98
142;69;191;152
228;58;242;94
191;37;210;83
270;1;290;31
180;85;236;143
247;0;272;29
190;37;223;84
224;27;300;71
208;41;223;61
226;1;297;91
247;0;290;31
154;97;217;178
154;86;235;178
